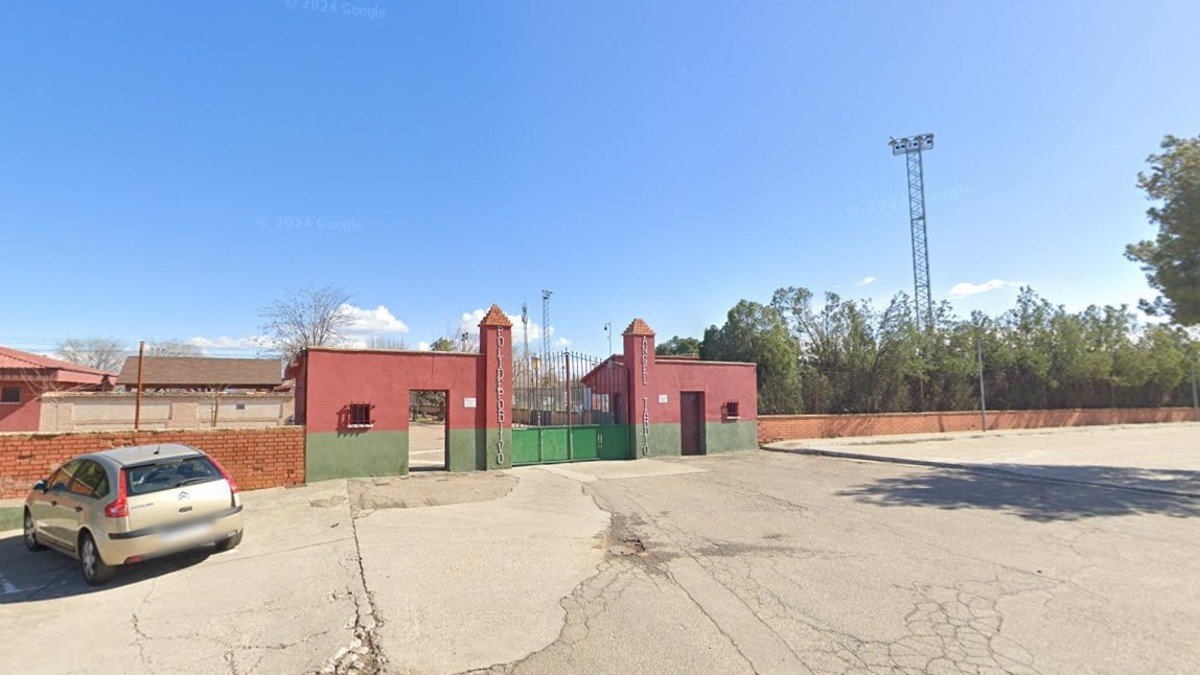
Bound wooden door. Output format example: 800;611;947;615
680;392;705;456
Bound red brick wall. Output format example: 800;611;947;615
757;408;1200;444
0;427;305;499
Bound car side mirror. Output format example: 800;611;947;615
33;480;46;492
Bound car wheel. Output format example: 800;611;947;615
23;510;46;552
79;532;115;585
215;530;243;552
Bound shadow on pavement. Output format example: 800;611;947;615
838;464;1200;522
0;533;213;605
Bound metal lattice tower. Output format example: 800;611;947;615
889;133;935;329
541;290;553;363
521;302;530;363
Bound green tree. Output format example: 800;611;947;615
1126;135;1200;325
701;301;801;414
656;336;701;356
428;337;458;352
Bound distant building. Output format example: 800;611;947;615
0;346;115;432
116;356;282;392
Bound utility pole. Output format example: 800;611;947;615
603;322;613;356
889;133;936;330
134;340;145;431
541;290;553;366
976;336;988;432
521;302;530;366
1191;360;1198;411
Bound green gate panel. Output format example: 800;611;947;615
598;424;631;460
511;428;540;465
540;428;570;462
570;426;600;461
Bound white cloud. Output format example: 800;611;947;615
417;341;431;351
188;303;410;352
555;337;572;348
456;308;548;345
855;276;877;287
341;304;409;336
947;279;1021;299
187;335;271;350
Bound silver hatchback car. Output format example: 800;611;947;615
23;443;245;585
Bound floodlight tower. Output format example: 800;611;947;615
541;290;553;363
521;302;530;363
889;132;936;330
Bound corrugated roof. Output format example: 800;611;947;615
0;345;116;376
117;356;282;387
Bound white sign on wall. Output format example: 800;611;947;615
463;397;477;409
658;394;669;404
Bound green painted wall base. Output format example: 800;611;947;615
704;420;759;453
631;421;757;457
447;428;481;472
0;506;21;532
303;420;757;481
306;430;408;482
632;422;682;458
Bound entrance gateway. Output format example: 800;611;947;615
289;307;759;482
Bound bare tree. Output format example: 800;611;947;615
55;337;127;372
260;284;354;358
366;335;409;350
146;339;202;357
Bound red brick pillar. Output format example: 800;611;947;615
479;305;514;470
622;319;657;458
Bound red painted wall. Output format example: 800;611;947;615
301;349;484;433
653;361;758;423
0;381;43;432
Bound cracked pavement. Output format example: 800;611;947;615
2;424;1198;673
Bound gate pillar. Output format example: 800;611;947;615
622;319;658;458
479;305;514;470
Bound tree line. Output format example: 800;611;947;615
674;287;1199;415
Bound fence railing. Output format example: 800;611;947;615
511;350;626;427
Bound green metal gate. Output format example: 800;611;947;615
510;350;631;466
511;424;631;465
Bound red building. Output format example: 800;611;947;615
0;346;116;432
291;308;757;481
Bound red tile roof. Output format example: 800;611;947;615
0;345;116;377
117;356;282;388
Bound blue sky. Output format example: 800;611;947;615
2;1;1197;357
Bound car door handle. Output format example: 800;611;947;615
74;506;83;513
50;500;58;506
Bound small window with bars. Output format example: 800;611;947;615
347;403;374;428
1;386;20;404
722;400;740;420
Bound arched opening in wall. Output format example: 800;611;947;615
409;390;448;471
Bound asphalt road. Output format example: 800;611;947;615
1;424;1197;673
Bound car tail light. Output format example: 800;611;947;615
209;457;240;495
104;470;129;518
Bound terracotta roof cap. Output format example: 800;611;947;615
622;318;655;336
478;304;513;328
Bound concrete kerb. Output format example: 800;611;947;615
764;421;1200;449
762;422;1200;499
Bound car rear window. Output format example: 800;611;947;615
125;457;224;496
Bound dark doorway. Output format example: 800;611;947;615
680;392;705;456
409;390;448;471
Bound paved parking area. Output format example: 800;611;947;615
2;424;1198;673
